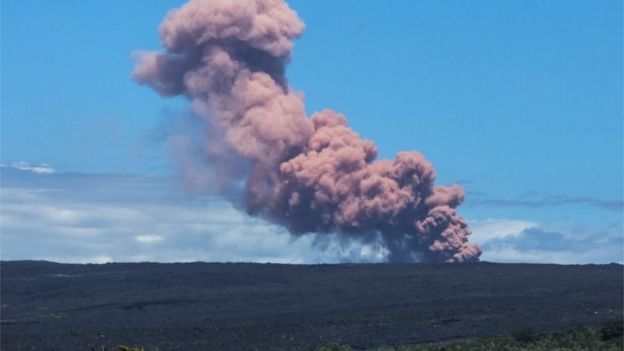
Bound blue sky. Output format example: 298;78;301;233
1;0;622;263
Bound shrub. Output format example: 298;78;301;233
316;342;353;351
511;326;540;343
600;319;624;341
90;346;158;351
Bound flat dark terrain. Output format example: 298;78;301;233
1;261;622;350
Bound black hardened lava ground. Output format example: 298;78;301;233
1;261;622;350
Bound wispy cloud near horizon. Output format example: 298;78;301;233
1;161;55;175
466;191;623;211
1;166;621;264
0;167;388;264
481;226;623;264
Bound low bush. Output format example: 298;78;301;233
317;320;624;351
90;346;159;351
316;342;353;351
600;319;623;341
511;326;540;343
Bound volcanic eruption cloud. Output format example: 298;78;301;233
134;0;482;263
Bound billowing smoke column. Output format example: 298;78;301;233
134;0;481;262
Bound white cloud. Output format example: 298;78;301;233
135;234;164;244
1;161;55;174
463;217;623;264
468;218;538;243
1;167;621;264
0;173;385;264
478;225;623;264
481;246;622;265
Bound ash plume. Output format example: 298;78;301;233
134;0;481;262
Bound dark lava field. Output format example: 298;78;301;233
1;261;622;350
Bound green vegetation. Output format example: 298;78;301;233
317;320;623;351
90;320;623;351
599;319;623;341
316;342;354;351
90;346;159;351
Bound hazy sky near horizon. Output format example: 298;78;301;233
1;0;622;264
